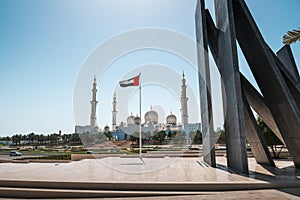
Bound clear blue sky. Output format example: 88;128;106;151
0;0;299;136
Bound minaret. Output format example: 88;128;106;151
180;72;189;125
112;92;117;131
90;77;98;129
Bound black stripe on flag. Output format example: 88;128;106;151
119;75;139;87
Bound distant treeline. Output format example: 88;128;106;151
0;129;228;146
0;132;82;146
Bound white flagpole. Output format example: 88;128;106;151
139;73;142;159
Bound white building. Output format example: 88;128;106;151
75;72;201;138
114;72;201;139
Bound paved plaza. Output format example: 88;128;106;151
0;156;299;198
1;157;299;182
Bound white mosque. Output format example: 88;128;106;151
75;72;201;140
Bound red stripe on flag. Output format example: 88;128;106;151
133;75;139;86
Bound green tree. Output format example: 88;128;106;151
70;133;81;145
27;132;35;144
257;116;283;157
193;130;203;144
167;131;177;139
216;129;226;144
62;134;71;144
4;136;11;143
48;133;60;146
104;131;112;140
152;130;166;144
11;134;22;145
21;134;28;145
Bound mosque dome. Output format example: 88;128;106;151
166;112;177;125
127;114;135;125
144;107;158;124
134;116;141;125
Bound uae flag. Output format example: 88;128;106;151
119;75;140;87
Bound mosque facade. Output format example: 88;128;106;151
75;73;201;140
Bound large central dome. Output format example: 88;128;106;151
144;107;158;124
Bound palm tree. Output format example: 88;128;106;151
27;132;35;144
11;134;22;146
283;28;300;45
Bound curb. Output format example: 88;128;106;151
0;179;300;192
